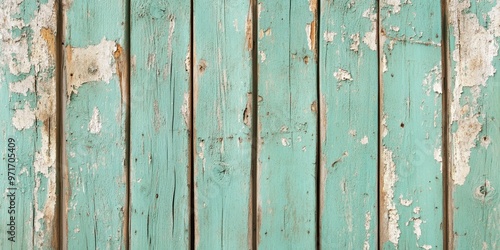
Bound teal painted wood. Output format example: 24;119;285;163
380;1;444;249
0;0;58;249
319;1;378;249
193;0;253;248
256;1;317;248
62;0;128;248
129;0;191;248
447;0;500;248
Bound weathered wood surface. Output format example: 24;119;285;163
193;0;253;249
319;1;378;249
62;0;128;248
256;1;318;248
129;0;191;249
448;0;500;248
0;0;58;249
380;1;445;249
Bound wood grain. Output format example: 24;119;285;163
0;0;58;249
62;0;128;248
256;1;318;248
193;0;254;248
379;1;444;249
447;0;500;248
319;1;379;249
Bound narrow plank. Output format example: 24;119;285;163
62;0;128;248
319;1;378;249
379;1;444;249
0;0;58;249
129;0;191;248
256;1;317;248
193;0;253;248
447;0;500;248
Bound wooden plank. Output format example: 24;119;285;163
379;1;444;249
447;0;500;248
61;0;128;248
319;1;378;249
129;0;191;248
256;1;317;248
0;0;58;249
193;0;253;248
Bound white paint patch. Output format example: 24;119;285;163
413;218;423;240
259;51;266;62
323;31;336;42
386;0;402;13
88;107;102;134
306;23;313;50
281;138;289;147
423;64;442;96
185;45;191;73
481;136;491;149
361;136;369;145
181;92;190;126
66;38;117;97
9;76;35;96
362;8;378;51
399;195;413;206
349;130;357;136
382;54;388;72
12;102;36;130
422;245;433;250
364;211;372;250
334;68;353;81
434;148;442;163
350;33;360;52
383;147;400;247
449;0;500;185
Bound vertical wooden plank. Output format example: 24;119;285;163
319;1;378;249
193;0;253;249
256;1;317;248
0;0;58;249
380;1;444;249
62;0;128;248
129;0;191;248
448;0;500;248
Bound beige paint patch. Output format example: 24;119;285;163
324;31;336;42
88;107;102;134
12;102;36;130
9;75;35;96
66;38;117;98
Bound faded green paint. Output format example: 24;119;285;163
448;0;500;248
257;1;317;248
193;0;253;248
129;0;191;248
380;1;444;249
62;0;128;248
319;1;378;249
0;0;58;249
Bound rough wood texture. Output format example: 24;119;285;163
62;0;128;248
193;0;253;248
129;0;191;248
380;1;444;249
448;0;500;248
256;1;317;248
0;0;58;249
319;1;378;249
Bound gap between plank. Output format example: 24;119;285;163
315;0;321;248
56;0;64;248
376;0;383;248
125;0;131;248
440;0;451;248
250;0;259;249
189;0;195;248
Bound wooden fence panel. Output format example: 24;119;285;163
129;0;191;249
193;0;254;249
256;1;318;248
319;1;379;249
62;0;128;248
380;1;445;249
448;0;500;248
0;1;58;249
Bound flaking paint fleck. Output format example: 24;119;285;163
350;33;360;52
362;8;378;51
382;147;401;247
88;107;102;134
12;102;36;130
361;136;369;145
323;31;336;42
334;68;353;81
9;75;35;96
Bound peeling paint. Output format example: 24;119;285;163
350;33;360;52
306;21;316;51
88;107;102;134
323;31;336;42
386;0;402;13
399;195;413;206
364;211;372;250
361;136;369;145
422;64;442;96
383;147;400;247
12;102;36;130
66;38;118;98
259;51;266;62
181;92;190;127
334;68;353;81
362;8;378;51
9;76;35;96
